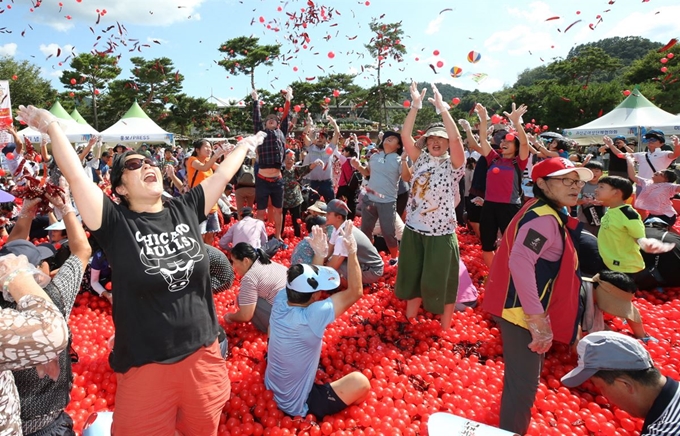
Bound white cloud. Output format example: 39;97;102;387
507;1;555;24
0;43;18;57
425;15;444;36
50;70;64;78
14;0;205;30
347;66;358;75
600;5;680;42
38;44;76;58
484;25;556;55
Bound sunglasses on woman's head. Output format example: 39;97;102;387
123;157;159;171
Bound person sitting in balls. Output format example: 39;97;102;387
484;157;593;435
265;221;370;419
562;331;680;435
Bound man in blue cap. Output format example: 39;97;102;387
632;130;680;180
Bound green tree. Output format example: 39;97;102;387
514;66;556;87
547;47;622;87
60;53;121;130
623;44;680;114
217;37;280;90
364;19;406;130
0;57;56;116
568;36;659;66
165;94;218;136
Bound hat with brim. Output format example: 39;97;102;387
45;220;66;231
416;126;449;149
287;264;341;294
561;331;654;388
590;274;642;323
0;189;15;203
644;130;665;143
0;240;57;267
327;199;350;216
307;201;327;214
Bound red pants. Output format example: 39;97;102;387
112;340;230;436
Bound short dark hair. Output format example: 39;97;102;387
584;161;604;171
342;146;358;157
285;264;313;304
598;269;636;293
231;242;271;265
593;367;661;386
599;176;633;200
110;150;142;206
661;169;677;183
305;215;326;233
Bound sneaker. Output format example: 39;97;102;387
641;335;659;344
389;258;399;266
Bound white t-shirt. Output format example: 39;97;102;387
633;150;676;179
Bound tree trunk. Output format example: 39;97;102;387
250;69;255;91
143;83;155;109
377;64;383;132
92;86;99;131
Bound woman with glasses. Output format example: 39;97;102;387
16;104;264;436
484;157;593;435
188;139;224;244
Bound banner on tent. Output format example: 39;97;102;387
564;129;622;137
0;80;13;144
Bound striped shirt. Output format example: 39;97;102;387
642;377;680;435
238;259;288;306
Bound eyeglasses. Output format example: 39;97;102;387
647;138;660;143
548;177;586;188
123;157;159;171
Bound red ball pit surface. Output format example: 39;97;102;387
61;216;680;435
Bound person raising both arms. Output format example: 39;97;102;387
16;104;265;436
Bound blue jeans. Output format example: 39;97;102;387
309;179;334;203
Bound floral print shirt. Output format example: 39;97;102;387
0;295;69;436
282;164;313;209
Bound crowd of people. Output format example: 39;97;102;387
1;81;680;436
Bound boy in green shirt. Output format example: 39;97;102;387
595;175;674;341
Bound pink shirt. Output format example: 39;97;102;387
218;216;268;250
635;178;679;217
484;149;528;204
508;215;564;315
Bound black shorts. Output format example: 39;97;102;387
465;197;482;223
479;201;521;252
256;176;284;209
306;383;348;419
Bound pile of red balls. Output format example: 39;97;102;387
57;217;680;436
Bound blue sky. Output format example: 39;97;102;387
2;0;680;105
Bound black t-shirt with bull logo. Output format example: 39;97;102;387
93;187;219;373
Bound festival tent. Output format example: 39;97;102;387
563;89;680;145
99;101;174;145
70;108;89;125
17;101;98;143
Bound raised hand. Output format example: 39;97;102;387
474;103;489;121
427;83;449;113
503;102;528;126
16;105;61;134
251;89;258;101
340;221;357;255
307;225;329;258
458;119;472;131
285;86;294;102
409;81;426;110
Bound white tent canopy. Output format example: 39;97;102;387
99;101;174;145
563;89;680;145
17;101;98;143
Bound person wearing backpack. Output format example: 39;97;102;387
334;142;362;220
233;156;257;217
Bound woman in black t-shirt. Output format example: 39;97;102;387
17;105;263;435
600;135;633;179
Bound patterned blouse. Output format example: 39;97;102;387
406;153;465;236
282;164;313;209
0;295;69;436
